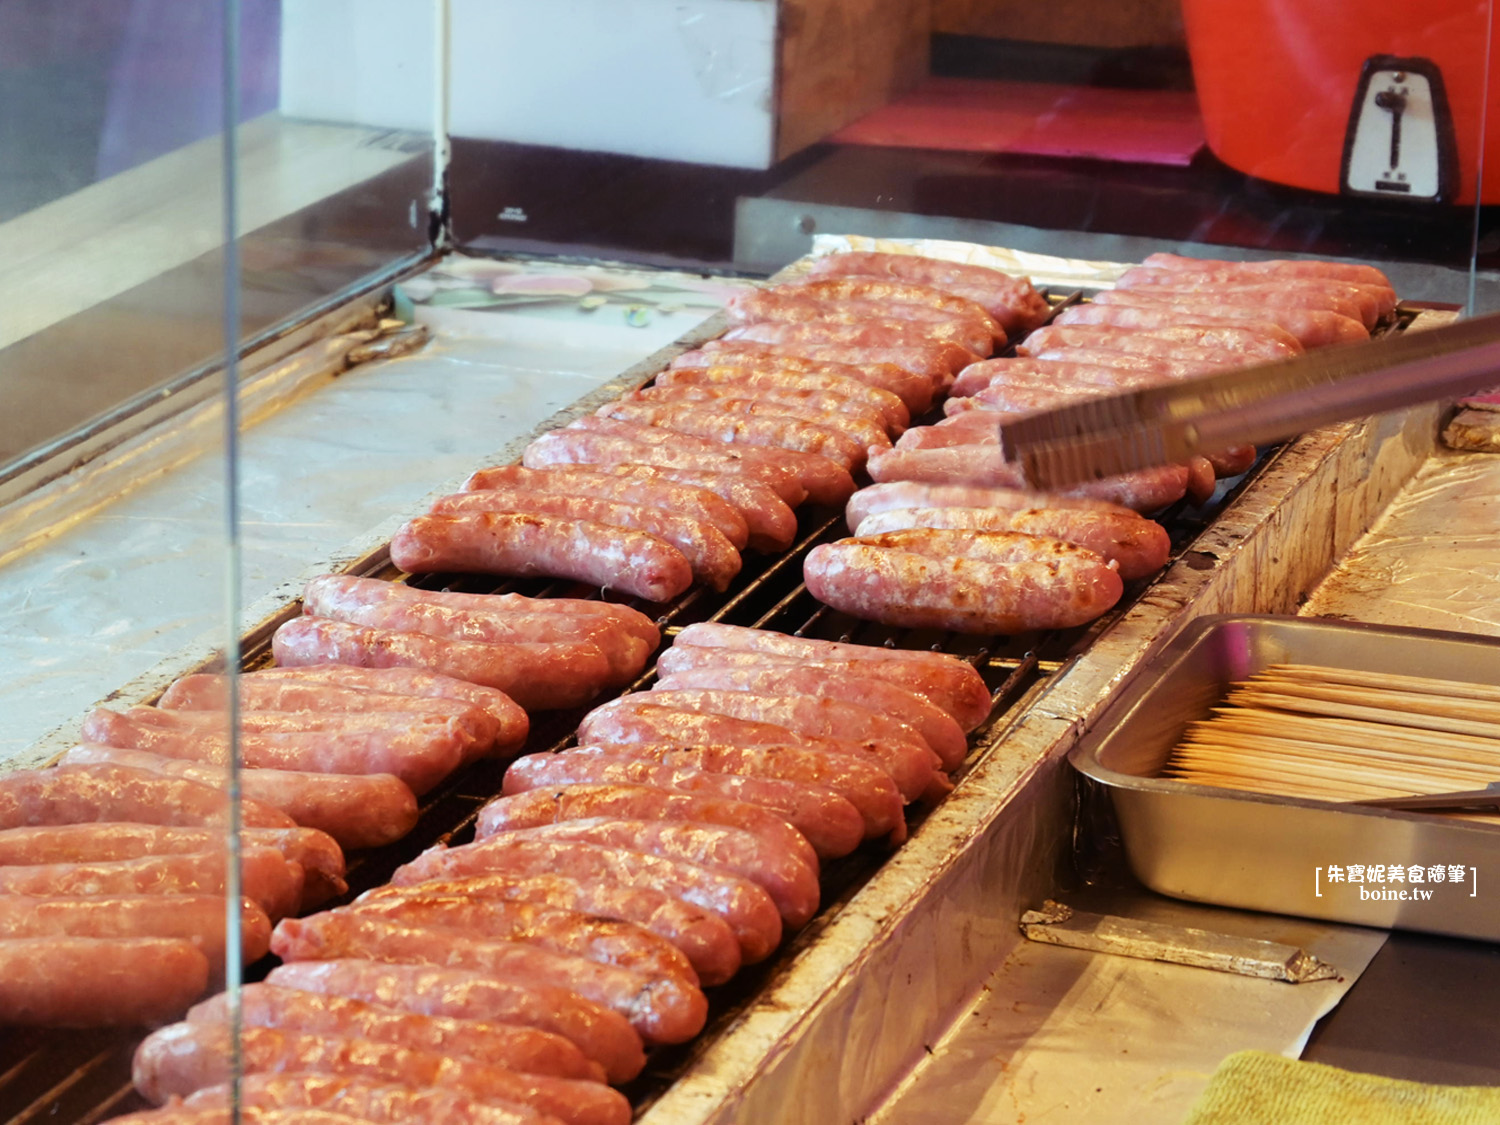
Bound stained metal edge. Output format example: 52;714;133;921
638;400;1448;1124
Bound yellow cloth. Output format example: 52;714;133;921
1183;1051;1500;1125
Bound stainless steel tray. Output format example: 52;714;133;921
1070;614;1500;942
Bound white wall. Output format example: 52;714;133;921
281;0;777;169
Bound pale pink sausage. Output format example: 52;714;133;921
0;894;271;967
0;937;209;1026
58;744;417;851
0;764;294;830
159;671;513;758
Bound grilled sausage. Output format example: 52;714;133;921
775;278;1005;342
1021;323;1300;363
235;665;532;737
301;576;651;688
429;490;740;592
852;506;1171;581
548;745;906;843
460;464;749;549
650;666;967;769
159;672;513;758
523;427;807;508
0;937;209;1027
1089;289;1368;347
0;846;303;920
725;290;997;357
576;702;938;803
266;958;644;1083
391;837;782;964
133;1023;631;1125
390;512;694;603
183;1073;566;1125
866;445;1191;512
846;481;1134;529
805;530;1124;634
269;912;707;1045
271;617;614;712
341;894;698;986
668;621;993;731
721;322;977;380
478;784;816;872
356;872;742;989
59;744;417;851
490;819;819;929
80;706;467;798
595;399;866;471
188;985;606;1082
623;385;894;448
570;461;797;553
805;251;1051;335
0;894;270;967
568;417;853;507
664;351;926;419
0;764;294;830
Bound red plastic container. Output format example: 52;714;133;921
1182;0;1500;204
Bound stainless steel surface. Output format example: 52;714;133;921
1000;308;1495;487
1019;900;1340;982
1355;783;1500;812
1070;614;1500;941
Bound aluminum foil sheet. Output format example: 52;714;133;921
1301;447;1500;635
0;254;742;766
866;894;1386;1125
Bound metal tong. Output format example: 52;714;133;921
1352;781;1500;812
999;308;1500;488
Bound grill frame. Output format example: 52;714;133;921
0;278;1416;1125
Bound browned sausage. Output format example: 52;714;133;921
460;464;749;549
390;512;694;603
300;575;652;687
658;358;915;427
133;1023;631;1125
183;1072;570;1124
356;871;742;990
271;616;614;712
669;622;993;731
595;399;865;471
269;912;707;1045
805;529;1124;634
479;783;817;873
851;506;1171;581
391;836;782;964
429;490;741;592
267;958;645;1083
805;251;1051;335
188;984;606;1082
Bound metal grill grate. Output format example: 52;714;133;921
3;289;1412;1124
